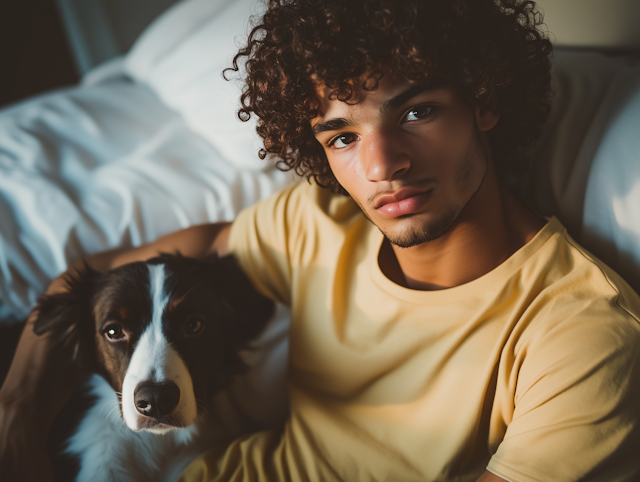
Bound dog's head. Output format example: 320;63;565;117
34;253;274;433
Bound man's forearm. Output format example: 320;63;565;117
84;221;232;272
0;314;81;429
0;311;81;482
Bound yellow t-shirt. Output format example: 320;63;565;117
181;181;640;482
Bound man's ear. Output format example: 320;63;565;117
475;105;500;132
33;264;101;368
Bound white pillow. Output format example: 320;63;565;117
528;49;640;294
124;0;267;170
581;65;640;293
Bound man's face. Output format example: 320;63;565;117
311;75;499;248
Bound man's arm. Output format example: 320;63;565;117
0;222;231;481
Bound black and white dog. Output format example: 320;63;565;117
34;253;275;482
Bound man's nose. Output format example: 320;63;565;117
362;131;410;182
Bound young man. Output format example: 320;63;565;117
1;0;640;481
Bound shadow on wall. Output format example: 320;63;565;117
0;0;78;107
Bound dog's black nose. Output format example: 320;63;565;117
134;381;180;419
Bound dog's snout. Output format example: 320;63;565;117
134;381;180;419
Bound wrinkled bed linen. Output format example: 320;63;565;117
0;78;295;319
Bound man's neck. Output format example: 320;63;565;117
378;172;545;291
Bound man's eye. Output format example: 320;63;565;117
330;133;358;149
405;105;432;121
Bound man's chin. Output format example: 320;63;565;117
380;207;460;249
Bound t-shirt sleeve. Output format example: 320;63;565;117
487;303;640;481
227;181;309;307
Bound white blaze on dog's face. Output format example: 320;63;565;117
119;265;197;433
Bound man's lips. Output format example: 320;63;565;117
374;188;433;217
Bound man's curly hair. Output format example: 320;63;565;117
227;0;553;193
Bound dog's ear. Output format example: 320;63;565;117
159;253;275;345
211;254;275;348
33;263;101;368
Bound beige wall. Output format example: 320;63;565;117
536;0;640;49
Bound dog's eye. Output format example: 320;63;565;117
104;324;126;341
184;317;205;337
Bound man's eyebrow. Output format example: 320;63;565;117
312;117;354;136
380;78;449;117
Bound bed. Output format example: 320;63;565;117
1;0;640;472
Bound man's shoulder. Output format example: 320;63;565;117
521;218;640;342
294;181;363;222
256;180;364;229
230;181;366;261
553;220;640;322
